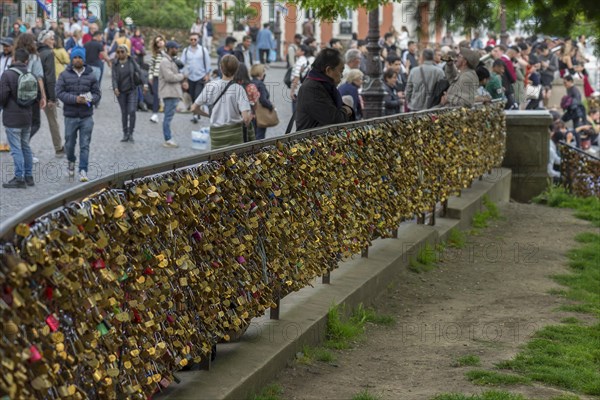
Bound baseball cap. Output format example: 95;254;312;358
0;37;14;46
460;47;480;69
165;41;180;49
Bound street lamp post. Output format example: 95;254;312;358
362;8;385;119
273;8;282;62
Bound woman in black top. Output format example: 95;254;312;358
383;68;401;115
112;45;144;142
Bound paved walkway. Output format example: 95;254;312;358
0;59;292;223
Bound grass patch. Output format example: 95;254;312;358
472;195;502;229
447;228;467;249
351;304;395;326
454;355;481;367
560;317;581;324
497;323;600;394
248;383;284;400
351;390;382;400
495;195;600;395
409;243;438;273
465;370;531;386
325;304;365;349
432;391;528;400
533;186;600;227
297;345;336;364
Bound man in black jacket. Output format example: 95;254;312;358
56;47;101;182
38;30;64;156
0;48;35;188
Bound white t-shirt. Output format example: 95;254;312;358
194;79;250;128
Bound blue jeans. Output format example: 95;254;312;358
65;116;94;172
6;126;33;178
162;98;179;141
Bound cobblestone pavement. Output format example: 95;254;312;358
0;60;293;224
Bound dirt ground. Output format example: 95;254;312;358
271;202;596;400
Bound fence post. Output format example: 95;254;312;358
270;297;280;320
391;227;398;238
361;246;369;258
429;203;436;226
441;199;448;217
322;271;330;284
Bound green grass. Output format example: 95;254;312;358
432;391;582;400
351;390;382;400
472;195;503;229
447;228;467;249
496;323;600;394
248;383;284;400
453;355;481;367
297;345;336;364
495;192;600;396
325;304;365;349
432;391;528;400
465;370;531;386
409;243;439;273
351;303;395;326
325;303;394;349
533;186;600;227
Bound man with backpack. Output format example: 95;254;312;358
181;32;211;124
0;48;37;188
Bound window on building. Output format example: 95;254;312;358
339;9;352;35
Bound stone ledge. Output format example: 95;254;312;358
157;168;512;400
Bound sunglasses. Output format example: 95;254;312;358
117;50;126;54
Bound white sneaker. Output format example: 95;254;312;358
163;139;179;148
32;156;40;164
150;114;159;123
68;162;75;178
79;170;89;182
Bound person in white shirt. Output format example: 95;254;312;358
290;44;314;113
181;32;211;124
191;55;252;149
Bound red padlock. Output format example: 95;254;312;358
45;314;60;332
29;345;43;362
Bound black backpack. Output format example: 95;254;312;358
9;67;38;107
283;67;293;88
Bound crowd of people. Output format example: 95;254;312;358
1;15;599;189
283;26;599;183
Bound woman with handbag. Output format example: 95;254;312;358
191;55;252;149
112;45;145;142
250;64;276;139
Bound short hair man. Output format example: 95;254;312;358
38;30;64;156
56;46;101;182
182;32;212;123
405;48;444;111
158;41;185;148
343;48;362;81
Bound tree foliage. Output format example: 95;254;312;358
108;0;197;29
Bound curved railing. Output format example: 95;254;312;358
0;103;506;399
559;142;600;198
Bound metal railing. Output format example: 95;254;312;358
559;141;600;198
0;103;499;240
